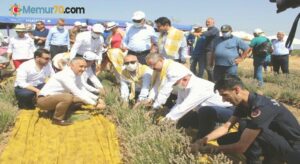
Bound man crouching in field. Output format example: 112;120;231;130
37;57;105;126
191;75;300;164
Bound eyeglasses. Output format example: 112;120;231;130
132;19;143;23
124;61;136;65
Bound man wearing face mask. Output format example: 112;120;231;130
120;54;153;103
165;72;234;138
212;25;250;82
45;19;70;58
155;17;188;64
122;11;158;64
145;53;191;110
70;24;105;64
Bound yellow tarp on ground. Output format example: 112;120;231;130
0;109;121;164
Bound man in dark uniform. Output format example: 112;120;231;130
191;75;300;164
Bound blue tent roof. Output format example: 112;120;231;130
0;16;192;31
0;16;86;25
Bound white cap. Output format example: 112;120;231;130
81;22;87;27
74;21;82;26
132;11;145;20
92;24;104;33
0;56;9;64
83;51;100;61
106;22;118;31
193;24;202;29
254;28;264;34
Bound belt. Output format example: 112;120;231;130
128;49;150;55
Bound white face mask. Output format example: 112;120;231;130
133;22;143;28
91;32;100;39
126;62;138;72
57;26;64;30
222;32;231;38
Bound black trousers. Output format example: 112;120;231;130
271;55;289;74
15;83;45;109
128;50;150;65
50;45;68;58
205;51;214;82
217;119;300;164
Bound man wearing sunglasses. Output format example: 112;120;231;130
122;11;158;64
120;54;153;103
14;48;55;109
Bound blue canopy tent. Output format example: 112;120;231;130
0;16;193;36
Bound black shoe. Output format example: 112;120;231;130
52;119;73;126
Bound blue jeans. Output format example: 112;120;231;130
190;55;206;78
15;83;45;109
253;57;266;86
213;65;238;82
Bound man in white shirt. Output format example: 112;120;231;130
271;31;293;74
14;49;54;109
81;51;104;94
122;11;158;64
120;54;153;102
37;57;105;126
165;73;234;138
145;53;191;109
70;24;105;62
7;24;36;69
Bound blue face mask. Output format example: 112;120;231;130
222;32;231;38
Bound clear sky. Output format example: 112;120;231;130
1;0;299;36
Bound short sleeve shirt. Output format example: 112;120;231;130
213;36;249;66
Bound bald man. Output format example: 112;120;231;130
202;17;220;82
120;54;153;103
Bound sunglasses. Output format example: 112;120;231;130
132;19;143;23
124;61;136;65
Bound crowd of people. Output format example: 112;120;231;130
0;10;299;163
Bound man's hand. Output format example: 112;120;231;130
95;99;106;110
190;137;209;154
234;57;244;65
99;88;106;97
199;144;219;154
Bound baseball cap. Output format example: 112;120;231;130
253;28;264;34
81;22;87;27
132;11;145;20
83;51;100;61
74;21;82;26
92;24;104;33
221;25;232;32
192;24;202;29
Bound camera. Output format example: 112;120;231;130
270;0;300;13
